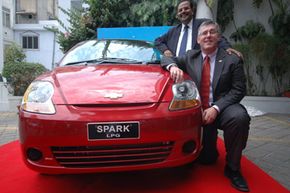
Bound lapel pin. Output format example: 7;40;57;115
218;60;222;62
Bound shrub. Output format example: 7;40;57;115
3;62;47;96
3;42;26;64
3;43;47;96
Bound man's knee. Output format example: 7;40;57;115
220;104;250;130
233;110;250;128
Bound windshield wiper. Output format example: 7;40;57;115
65;59;105;66
99;58;143;64
64;58;144;66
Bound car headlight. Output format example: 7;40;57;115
21;81;56;114
169;80;200;111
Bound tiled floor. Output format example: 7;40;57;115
244;114;290;190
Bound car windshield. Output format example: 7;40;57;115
59;39;162;66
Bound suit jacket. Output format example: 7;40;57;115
154;18;231;56
161;48;247;112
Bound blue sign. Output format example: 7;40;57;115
97;26;172;42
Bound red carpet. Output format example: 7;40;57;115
0;140;289;193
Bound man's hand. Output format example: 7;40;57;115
169;66;184;83
226;48;243;59
202;107;218;125
164;50;174;57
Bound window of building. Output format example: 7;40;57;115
15;0;37;24
2;7;11;28
47;0;58;19
21;32;39;49
16;0;37;13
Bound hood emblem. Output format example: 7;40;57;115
104;92;124;99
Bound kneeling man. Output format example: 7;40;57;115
162;20;251;192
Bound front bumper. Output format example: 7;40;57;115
19;103;202;174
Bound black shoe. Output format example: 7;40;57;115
224;165;249;192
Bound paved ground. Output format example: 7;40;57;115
0;112;289;190
244;113;290;190
0;112;19;145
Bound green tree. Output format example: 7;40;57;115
3;44;47;96
130;0;179;26
47;6;96;53
54;0;180;53
84;0;136;27
3;42;26;64
217;0;234;32
228;0;290;96
85;0;179;27
5;62;47;96
3;43;25;78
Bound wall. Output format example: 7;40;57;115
241;96;290;114
0;83;9;111
2;0;14;41
196;0;217;19
223;0;273;40
13;21;63;70
220;0;290;96
1;0;15;73
57;0;72;32
11;0;73;70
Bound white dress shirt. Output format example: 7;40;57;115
176;19;193;56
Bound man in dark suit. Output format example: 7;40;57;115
162;20;250;192
155;0;241;58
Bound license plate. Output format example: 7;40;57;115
87;122;140;140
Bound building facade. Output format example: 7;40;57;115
0;0;82;111
0;0;82;72
1;0;14;73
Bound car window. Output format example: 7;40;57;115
59;40;162;66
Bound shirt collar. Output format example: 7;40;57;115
182;19;193;30
202;48;218;61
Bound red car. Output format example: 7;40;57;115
18;39;203;174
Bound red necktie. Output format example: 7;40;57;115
200;56;210;109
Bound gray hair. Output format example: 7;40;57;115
197;20;221;36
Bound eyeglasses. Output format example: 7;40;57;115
199;30;218;36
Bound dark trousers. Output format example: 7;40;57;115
199;103;251;171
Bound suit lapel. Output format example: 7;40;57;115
212;49;226;91
173;25;182;54
195;55;203;88
191;20;199;49
187;50;203;88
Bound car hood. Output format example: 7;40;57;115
50;65;171;105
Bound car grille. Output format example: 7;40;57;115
51;142;174;168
